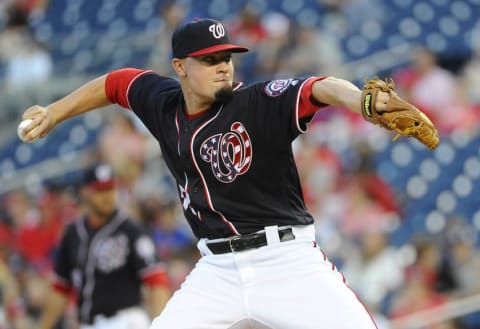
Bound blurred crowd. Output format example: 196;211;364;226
1;0;480;328
0;0;51;91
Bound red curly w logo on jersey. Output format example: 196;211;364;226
200;122;252;183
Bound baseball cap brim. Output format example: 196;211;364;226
187;44;249;57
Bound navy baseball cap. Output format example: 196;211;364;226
82;164;116;190
172;18;249;58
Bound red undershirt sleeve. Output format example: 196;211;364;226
105;68;150;109
141;269;169;288
298;77;328;119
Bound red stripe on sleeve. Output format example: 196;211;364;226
299;76;328;119
105;68;148;108
142;269;169;287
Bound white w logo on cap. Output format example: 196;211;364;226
208;23;225;39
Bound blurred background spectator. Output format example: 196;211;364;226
1;0;480;328
0;3;52;91
393;46;479;135
97;110;150;217
148;0;186;76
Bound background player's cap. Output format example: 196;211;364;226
82;163;116;190
172;18;248;58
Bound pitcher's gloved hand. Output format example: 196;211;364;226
361;78;439;150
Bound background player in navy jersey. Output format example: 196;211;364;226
37;164;170;329
21;18;400;329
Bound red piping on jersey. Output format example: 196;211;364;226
189;105;240;236
233;81;243;90
185;109;209;120
105;68;153;109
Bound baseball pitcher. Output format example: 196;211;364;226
21;19;438;329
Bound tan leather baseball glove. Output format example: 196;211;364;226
361;78;439;150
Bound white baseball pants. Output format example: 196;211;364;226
150;224;377;329
80;307;150;329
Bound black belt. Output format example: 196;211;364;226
206;227;295;254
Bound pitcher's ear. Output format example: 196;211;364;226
171;58;187;77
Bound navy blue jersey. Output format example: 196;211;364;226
126;73;322;239
53;210;164;324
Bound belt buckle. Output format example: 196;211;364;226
228;236;241;252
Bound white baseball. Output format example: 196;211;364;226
17;119;36;142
